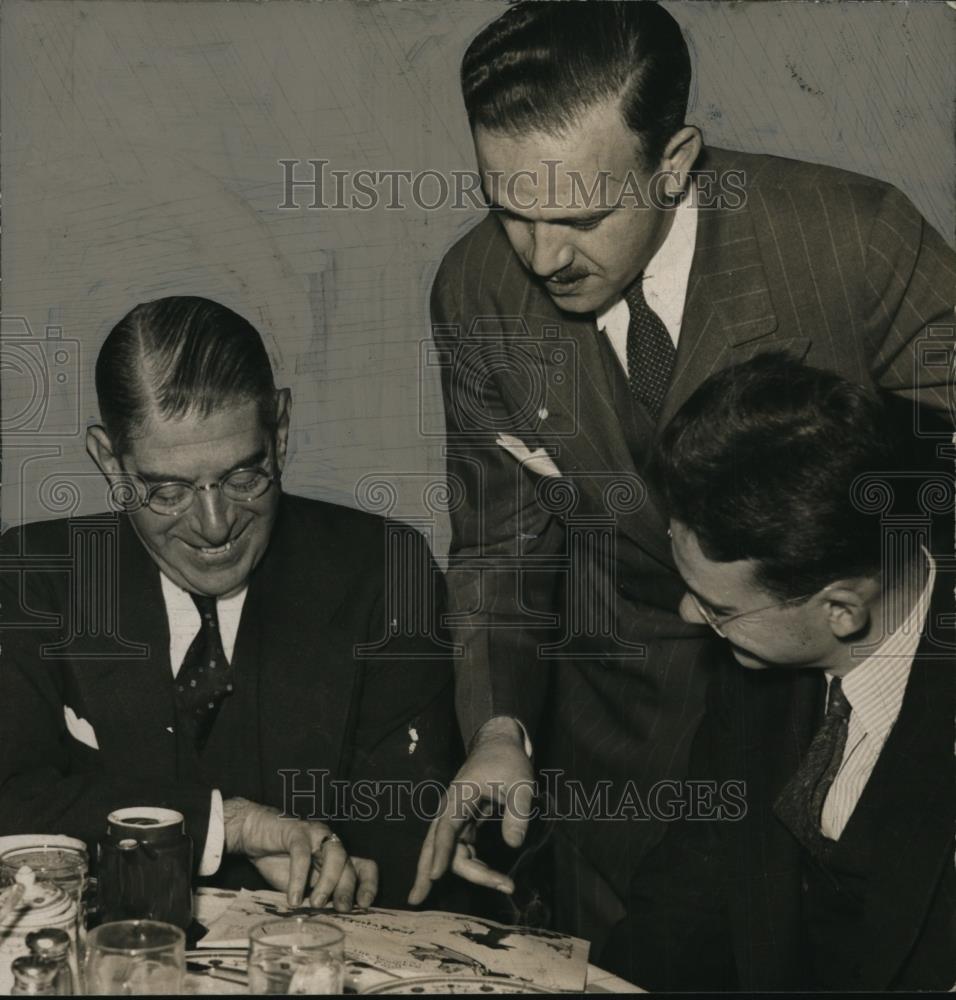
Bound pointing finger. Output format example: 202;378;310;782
501;779;534;848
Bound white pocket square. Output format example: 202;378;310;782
496;434;563;478
64;706;99;750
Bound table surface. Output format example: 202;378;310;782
187;889;643;994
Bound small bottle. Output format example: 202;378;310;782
10;956;58;996
26;930;74;995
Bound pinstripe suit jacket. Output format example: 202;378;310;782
432;146;955;910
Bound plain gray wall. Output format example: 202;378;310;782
3;0;953;553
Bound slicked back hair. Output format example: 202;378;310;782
654;354;906;600
462;1;692;168
95;296;277;454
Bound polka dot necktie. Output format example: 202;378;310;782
175;593;235;751
773;678;852;855
624;275;677;419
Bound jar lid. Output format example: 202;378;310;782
27;927;71;958
106;807;185;846
11;955;59;986
0;846;88;879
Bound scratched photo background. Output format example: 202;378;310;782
2;0;954;551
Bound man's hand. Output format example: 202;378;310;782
407;717;534;905
223;797;378;911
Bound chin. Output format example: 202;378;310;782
188;568;251;598
546;293;595;314
731;647;773;670
168;545;263;597
537;274;613;314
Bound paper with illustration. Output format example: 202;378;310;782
198;888;589;992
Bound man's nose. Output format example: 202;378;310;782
529;222;573;277
679;592;704;625
191;487;235;545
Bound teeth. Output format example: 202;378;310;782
199;541;232;555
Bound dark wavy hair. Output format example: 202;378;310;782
462;1;692;168
95;296;277;453
654;354;906;600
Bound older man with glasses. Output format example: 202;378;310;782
0;295;460;910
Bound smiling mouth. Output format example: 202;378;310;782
198;541;233;556
186;523;248;558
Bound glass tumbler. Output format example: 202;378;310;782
248;917;345;994
85;919;185;995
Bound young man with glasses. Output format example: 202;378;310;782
602;354;954;991
0;296;460;910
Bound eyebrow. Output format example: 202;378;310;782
488;202;615;227
135;448;269;485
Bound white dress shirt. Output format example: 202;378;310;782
821;553;936;840
159;573;248;876
595;188;699;373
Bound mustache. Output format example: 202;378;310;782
544;267;589;284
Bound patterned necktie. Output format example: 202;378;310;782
624;275;677;419
175;594;234;751
773;677;853;852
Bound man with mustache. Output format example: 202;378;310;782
0;295;459;909
410;0;955;947
602;354;953;991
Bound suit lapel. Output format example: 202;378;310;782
511;273;677;563
523;296;637;484
242;498;363;812
660;150;781;426
77;516;178;776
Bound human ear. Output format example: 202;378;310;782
86;425;122;477
659;126;703;198
821;582;872;639
273;388;292;472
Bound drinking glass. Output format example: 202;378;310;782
85;920;185;995
248;917;345;994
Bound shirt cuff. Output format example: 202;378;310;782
198;789;225;877
513;718;534;759
472;716;533;758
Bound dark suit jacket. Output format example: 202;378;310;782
603;567;955;991
431;146;956;932
0;493;461;907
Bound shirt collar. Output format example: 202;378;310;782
596;186;698;334
836;550;936;742
159;572;248;614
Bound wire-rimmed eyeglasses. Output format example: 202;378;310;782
686;589;816;639
123;466;279;517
